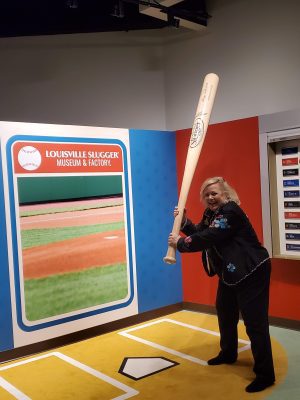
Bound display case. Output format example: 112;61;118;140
259;110;300;260
268;138;300;258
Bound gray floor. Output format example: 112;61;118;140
267;325;300;399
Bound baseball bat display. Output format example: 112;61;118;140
163;72;219;264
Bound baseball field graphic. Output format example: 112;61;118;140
17;175;129;321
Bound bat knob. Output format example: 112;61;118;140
163;256;176;264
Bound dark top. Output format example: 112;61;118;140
177;201;269;286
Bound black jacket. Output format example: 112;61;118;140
177;201;269;286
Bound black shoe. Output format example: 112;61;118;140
207;354;237;365
245;378;274;393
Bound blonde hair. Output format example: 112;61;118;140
200;177;241;205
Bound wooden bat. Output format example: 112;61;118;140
163;72;219;264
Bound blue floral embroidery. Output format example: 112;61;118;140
226;263;236;272
211;215;229;229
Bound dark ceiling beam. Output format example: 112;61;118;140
123;0;210;30
0;0;210;38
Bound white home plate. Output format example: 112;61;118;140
104;236;118;239
119;357;178;380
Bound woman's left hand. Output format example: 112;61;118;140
168;233;181;248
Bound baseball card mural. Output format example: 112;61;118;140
0;124;138;348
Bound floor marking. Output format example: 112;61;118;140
104;236;119;240
119;318;251;366
119;357;179;380
0;376;30;400
0;352;139;400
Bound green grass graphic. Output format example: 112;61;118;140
24;263;129;321
21;221;124;249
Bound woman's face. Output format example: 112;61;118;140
202;183;227;211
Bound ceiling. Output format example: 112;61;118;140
0;0;210;38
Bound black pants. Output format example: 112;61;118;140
216;260;275;382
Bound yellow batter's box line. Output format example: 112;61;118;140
118;318;251;366
0;351;139;400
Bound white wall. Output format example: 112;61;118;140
1;0;300;131
164;0;300;129
0;32;166;130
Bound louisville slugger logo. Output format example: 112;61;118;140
189;116;204;148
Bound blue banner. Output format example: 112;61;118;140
284;190;300;197
283;179;299;187
281;146;298;155
286;233;300;240
286;243;300;251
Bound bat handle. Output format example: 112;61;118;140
163;246;177;264
163;213;183;264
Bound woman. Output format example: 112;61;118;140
168;177;275;393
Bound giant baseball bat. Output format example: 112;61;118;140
163;73;219;264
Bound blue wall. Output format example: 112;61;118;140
129;129;183;312
0;146;13;351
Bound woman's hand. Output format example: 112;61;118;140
174;206;186;218
168;232;181;248
174;206;187;226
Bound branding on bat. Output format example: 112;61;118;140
190;116;204;148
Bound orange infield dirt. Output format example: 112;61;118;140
23;230;126;279
20;199;127;279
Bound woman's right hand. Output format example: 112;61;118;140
174;206;179;218
174;206;187;221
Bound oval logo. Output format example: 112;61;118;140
189;117;204;148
